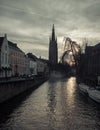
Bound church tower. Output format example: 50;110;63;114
49;24;58;65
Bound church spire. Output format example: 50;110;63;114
49;24;58;65
52;24;55;41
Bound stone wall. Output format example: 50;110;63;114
0;78;46;103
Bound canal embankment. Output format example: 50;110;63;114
0;76;47;104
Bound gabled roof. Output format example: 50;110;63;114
27;53;38;61
38;58;49;64
94;43;100;48
85;42;100;54
8;41;24;54
8;41;17;48
0;37;4;48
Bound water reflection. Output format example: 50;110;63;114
0;88;34;125
47;81;57;130
0;77;100;130
65;77;77;108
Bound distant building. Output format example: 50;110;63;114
0;34;11;78
8;41;25;76
49;24;58;65
27;53;49;76
37;58;49;75
27;53;37;75
0;34;49;77
37;58;47;75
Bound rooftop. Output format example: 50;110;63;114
8;41;24;54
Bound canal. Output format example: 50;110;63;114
0;77;100;130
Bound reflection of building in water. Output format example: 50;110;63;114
47;82;57;129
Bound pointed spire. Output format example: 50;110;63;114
56;37;57;43
52;24;55;41
52;24;55;31
49;24;58;64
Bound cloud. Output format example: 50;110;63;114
0;0;100;58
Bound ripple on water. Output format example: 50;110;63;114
0;78;100;130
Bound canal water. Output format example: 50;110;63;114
0;77;100;130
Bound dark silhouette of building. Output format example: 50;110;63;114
82;43;100;77
49;24;58;65
80;43;100;85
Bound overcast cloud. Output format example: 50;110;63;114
0;0;100;58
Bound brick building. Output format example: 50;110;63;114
8;41;25;76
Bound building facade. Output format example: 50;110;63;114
0;34;49;78
27;53;37;75
0;34;11;78
49;24;58;65
8;41;25;76
80;43;100;84
37;59;47;75
27;53;49;76
24;55;30;75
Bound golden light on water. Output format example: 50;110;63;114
65;77;77;108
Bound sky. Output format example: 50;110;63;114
0;0;100;59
